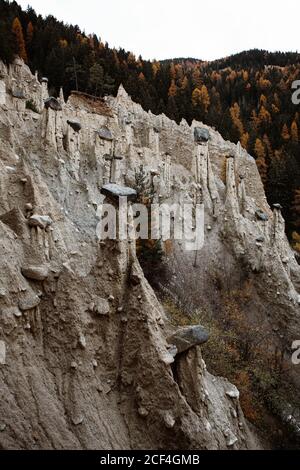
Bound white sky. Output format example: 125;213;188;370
16;0;300;61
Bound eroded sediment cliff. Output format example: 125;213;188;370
0;58;299;449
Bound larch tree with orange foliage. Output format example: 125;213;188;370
191;68;202;88
191;87;201;107
12;17;27;62
281;123;290;141
230;102;244;139
291;120;298;142
259;94;267;107
258;106;271;126
192;85;210;115
152;61;159;77
168;79;177;97
241;132;249;150
226;69;237;82
127;52;136;66
199;85;210;112
59;39;68;49
181;76;189;90
258;76;271;90
169;62;176;79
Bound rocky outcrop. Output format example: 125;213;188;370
0;58;299;450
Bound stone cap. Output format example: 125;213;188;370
194;127;210;144
97;126;113;141
28;214;53;229
255;209;269;222
67;120;81;132
101;183;137;201
104;154;123;161
44;97;62;111
167;325;209;355
273;203;283;210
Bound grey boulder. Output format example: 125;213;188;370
21;265;49;281
167;325;209;355
44;97;62;111
255;209;269;222
67;120;81;132
101;184;137;202
28;215;53;230
97;126;113;141
19;294;40;311
194;127;210;143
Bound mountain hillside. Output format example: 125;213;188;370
0;1;300;248
0;54;299;449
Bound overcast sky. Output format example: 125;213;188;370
16;0;300;61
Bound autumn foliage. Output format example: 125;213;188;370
12;17;27;62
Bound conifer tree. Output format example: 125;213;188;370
199;85;210;113
291;120;298;142
241;132;249;150
89;63;104;95
263;134;273;162
12;17;27;62
192;87;201;107
192;85;210;114
166;95;179;122
26;21;33;44
230;102;244;139
192;68;202;88
281;123;290;141
168;79;177;97
169;62;176;79
258;106;271;127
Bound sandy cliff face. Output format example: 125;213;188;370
0;58;299;449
